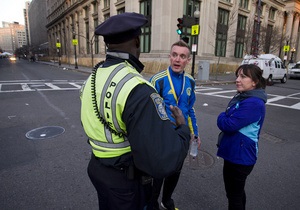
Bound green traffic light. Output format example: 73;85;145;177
177;17;183;35
176;29;182;35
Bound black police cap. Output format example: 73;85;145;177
95;12;148;44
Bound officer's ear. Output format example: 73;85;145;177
135;36;140;48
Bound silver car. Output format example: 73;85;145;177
288;62;300;79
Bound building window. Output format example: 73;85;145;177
140;0;151;53
269;7;276;20
234;15;246;58
104;14;110;21
239;0;249;10
104;0;110;8
84;7;88;18
264;24;273;53
85;21;90;54
93;1;98;14
117;8;125;14
94;18;99;54
180;0;201;45
215;8;229;57
184;0;201;17
251;20;259;55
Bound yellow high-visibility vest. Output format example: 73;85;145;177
81;62;153;158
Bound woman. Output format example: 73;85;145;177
217;64;267;210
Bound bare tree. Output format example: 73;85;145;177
243;13;287;56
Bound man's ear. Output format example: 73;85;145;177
135;36;140;48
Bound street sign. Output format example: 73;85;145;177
191;25;199;36
56;43;61;48
283;45;290;52
192;44;197;52
72;39;78;46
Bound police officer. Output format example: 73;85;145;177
80;12;190;210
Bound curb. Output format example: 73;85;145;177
37;61;236;85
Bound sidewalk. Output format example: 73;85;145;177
38;60;236;86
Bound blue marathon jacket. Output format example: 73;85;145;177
150;67;198;137
217;89;267;165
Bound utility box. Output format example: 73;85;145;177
198;61;210;81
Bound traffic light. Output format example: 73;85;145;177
177;18;183;35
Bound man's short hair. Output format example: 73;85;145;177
171;40;191;55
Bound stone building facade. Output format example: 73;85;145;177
45;0;300;75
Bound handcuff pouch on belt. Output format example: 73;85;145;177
125;165;153;185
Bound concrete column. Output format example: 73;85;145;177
293;13;300;62
151;0;183;54
291;13;299;47
125;0;139;12
263;5;270;27
198;0;218;57
226;3;239;58
286;11;294;41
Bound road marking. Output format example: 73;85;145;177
69;82;82;88
195;87;222;91
196;87;300;111
290;102;300;109
266;95;286;103
21;83;31;91
45;83;60;89
203;90;237;95
0;80;84;93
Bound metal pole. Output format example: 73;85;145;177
191;13;200;78
91;35;94;67
57;38;61;66
191;51;196;78
283;40;288;67
73;33;78;69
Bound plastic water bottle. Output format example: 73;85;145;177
189;137;198;157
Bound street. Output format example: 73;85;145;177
0;58;300;210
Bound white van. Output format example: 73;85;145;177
241;54;287;85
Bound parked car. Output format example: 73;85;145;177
241;54;287;85
288;61;300;79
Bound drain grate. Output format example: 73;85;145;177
26;126;65;140
185;150;215;170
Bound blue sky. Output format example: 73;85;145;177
0;0;30;27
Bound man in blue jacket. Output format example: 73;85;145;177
149;40;201;210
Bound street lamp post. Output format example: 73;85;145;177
72;33;95;67
90;34;95;67
191;9;200;78
283;40;289;67
290;48;296;63
56;38;61;66
72;29;78;69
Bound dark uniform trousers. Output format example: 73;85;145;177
88;154;152;210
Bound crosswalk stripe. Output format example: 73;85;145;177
45;83;60;89
195;87;300;111
21;83;31;91
291;102;300;109
69;82;82;88
0;81;84;93
203;90;237;95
